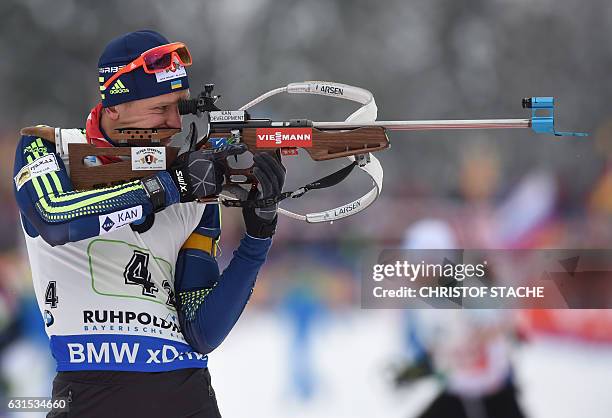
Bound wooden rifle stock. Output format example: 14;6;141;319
238;126;389;161
67;127;389;190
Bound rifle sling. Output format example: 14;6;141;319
222;161;358;209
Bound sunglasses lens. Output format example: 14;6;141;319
175;47;192;65
142;44;192;73
144;51;172;71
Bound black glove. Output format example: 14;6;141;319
225;152;286;238
169;144;247;202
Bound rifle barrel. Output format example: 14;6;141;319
312;119;531;131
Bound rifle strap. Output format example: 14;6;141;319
222;161;358;209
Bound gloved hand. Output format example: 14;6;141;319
169;144;247;202
225;152;286;238
142;144;247;211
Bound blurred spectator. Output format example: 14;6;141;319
395;219;525;418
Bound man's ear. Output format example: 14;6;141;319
103;106;120;121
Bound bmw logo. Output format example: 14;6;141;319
44;310;54;327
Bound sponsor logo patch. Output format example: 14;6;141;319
255;128;313;148
64;339;206;366
101;217;115;232
44;310;54;327
281;148;299;156
317;84;344;96
108;80;129;94
208;137;228;148
209;111;246;123
98;65;125;74
174;169;188;193
333;200;362;217
14;153;60;191
98;206;143;235
131;147;166;170
83;310;181;333
23;142;48;155
155;63;187;83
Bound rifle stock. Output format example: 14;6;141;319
239;126;389;161
67;127;389;190
68;144;180;190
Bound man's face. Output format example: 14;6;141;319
113;89;190;144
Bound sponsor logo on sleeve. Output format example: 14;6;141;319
23;142;48;155
98;206;143;235
131;147;166;170
255;128;313;148
14;153;60;191
101;217;115;232
174;169;188;193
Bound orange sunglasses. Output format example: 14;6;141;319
102;42;192;90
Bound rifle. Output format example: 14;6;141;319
53;81;587;223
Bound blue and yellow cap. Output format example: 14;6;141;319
98;30;189;107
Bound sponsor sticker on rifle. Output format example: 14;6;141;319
256;128;313;148
333;200;362;217
14;153;60;191
209;111;246;123
98;206;143;235
281;148;299;156
315;83;344;96
208;137;228;148
131;147;166;170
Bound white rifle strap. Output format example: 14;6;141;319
55;127;89;175
237;81;383;223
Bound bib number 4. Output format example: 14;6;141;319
123;250;158;296
45;281;58;308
